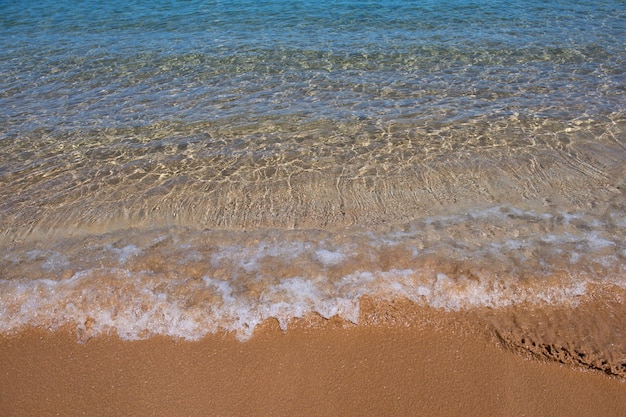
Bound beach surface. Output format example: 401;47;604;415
1;1;625;416
2;299;625;417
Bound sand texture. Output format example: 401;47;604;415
1;302;625;417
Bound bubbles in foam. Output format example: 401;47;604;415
315;249;346;267
108;244;142;264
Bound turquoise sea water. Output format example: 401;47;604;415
2;0;624;134
0;0;625;368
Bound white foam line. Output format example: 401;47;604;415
0;266;602;342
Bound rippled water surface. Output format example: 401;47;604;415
1;0;625;371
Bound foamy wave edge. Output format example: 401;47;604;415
2;204;624;341
0;267;605;342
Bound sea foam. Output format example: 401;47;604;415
1;205;623;341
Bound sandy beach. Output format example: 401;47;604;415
2;299;625;417
2;3;625;416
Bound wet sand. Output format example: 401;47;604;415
1;300;625;417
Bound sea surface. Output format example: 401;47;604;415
1;0;625;370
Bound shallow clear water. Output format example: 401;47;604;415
0;0;625;345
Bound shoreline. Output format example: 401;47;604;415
2;300;625;417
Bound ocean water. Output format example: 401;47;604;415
1;0;625;359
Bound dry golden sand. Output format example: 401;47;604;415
1;301;625;417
